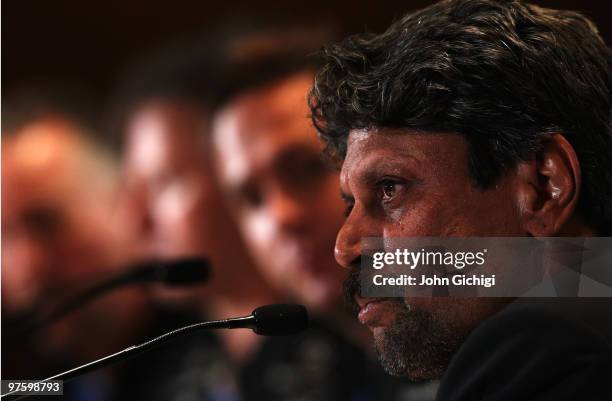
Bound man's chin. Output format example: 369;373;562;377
370;302;464;381
373;330;444;380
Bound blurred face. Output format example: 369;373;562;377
338;129;519;380
213;72;346;313
122;101;218;259
1;118;134;356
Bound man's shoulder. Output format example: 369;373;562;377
437;299;612;401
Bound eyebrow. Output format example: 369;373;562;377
228;142;322;194
339;147;422;198
359;160;417;184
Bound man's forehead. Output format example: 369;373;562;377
341;128;469;182
343;127;419;170
217;79;313;143
3;130;86;194
214;77;320;186
125;110;207;176
217;121;322;190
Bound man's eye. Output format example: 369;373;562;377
236;182;264;210
244;187;264;209
380;180;401;201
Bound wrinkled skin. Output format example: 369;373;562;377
336;128;584;379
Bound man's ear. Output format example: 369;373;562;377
514;134;581;236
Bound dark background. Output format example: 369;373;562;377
4;0;612;100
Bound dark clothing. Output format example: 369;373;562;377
53;315;433;401
140;318;436;401
240;320;437;401
437;299;612;401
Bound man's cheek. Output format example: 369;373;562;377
243;214;286;270
244;213;275;250
400;196;478;237
385;208;441;237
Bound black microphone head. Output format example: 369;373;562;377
252;304;308;336
158;257;211;286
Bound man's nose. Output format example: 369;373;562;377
335;204;369;269
124;187;155;238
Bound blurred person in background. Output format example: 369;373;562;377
212;27;438;401
115;39;275;315
113;36;284;400
213;26;347;323
1;89;155;399
2;87;241;401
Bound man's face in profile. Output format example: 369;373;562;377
337;128;520;379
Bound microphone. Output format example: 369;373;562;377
1;304;308;400
250;303;309;335
8;257;211;344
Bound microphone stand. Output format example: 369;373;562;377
1;315;255;400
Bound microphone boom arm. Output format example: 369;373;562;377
2;304;307;400
2;315;256;400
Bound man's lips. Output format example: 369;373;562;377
356;296;383;310
355;296;395;327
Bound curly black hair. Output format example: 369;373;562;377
309;0;612;235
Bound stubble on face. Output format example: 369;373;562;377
343;267;466;380
338;129;518;380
